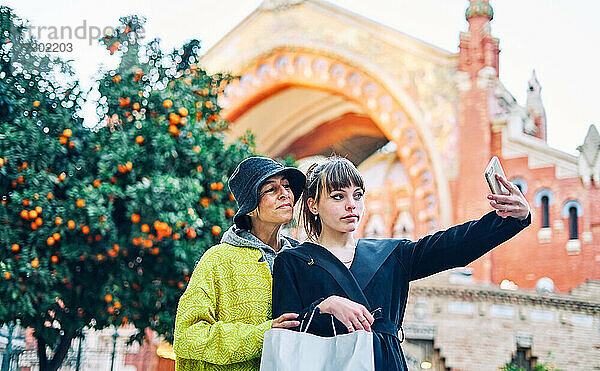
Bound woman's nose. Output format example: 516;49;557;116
346;200;356;210
278;185;291;198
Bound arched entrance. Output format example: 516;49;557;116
219;49;450;236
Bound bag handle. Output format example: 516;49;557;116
300;307;336;336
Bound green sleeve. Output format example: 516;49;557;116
173;257;273;365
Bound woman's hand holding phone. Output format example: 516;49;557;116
487;174;530;220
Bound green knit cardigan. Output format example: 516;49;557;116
174;243;273;371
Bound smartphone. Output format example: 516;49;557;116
484;156;509;195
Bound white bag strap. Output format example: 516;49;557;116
300;307;336;336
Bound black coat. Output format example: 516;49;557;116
272;211;530;371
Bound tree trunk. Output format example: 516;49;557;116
36;332;74;371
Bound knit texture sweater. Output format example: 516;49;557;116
174;243;273;371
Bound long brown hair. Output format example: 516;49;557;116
301;156;365;240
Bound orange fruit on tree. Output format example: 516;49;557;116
212;225;222;236
68;220;75;229
113;75;121;83
135;136;144;144
143;239;152;248
93;179;101;187
62;129;72;138
173;233;180;240
35;218;42;226
186;228;196;238
169;113;181;124
126;161;133;171
178;107;188;117
200;198;210;208
163;99;173;109
119;97;130;107
53;233;60;240
59;173;66;181
110;177;117;184
47;237;55;245
196;165;203;172
31;258;39;268
225;208;234;218
141;224;150;233
28;210;37;219
33;100;40;107
51;255;58;263
169;125;179;135
81;226;90;234
210;183;217;190
95;234;102;241
17;176;24;183
113;244;120;252
205;101;213;109
47;193;53;200
55;217;62;225
68;141;74;149
35;206;42;213
20;210;29;219
30;222;37;230
105;294;113;302
76;199;85;208
131;213;140;223
132;102;140;110
0;158;4;166
114;301;121;309
107;307;114;314
11;244;19;252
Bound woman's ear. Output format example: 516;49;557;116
306;197;318;215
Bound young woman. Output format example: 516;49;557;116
272;156;530;370
174;157;305;371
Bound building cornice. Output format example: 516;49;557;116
410;285;600;314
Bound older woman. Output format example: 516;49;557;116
272;156;530;371
174;157;305;371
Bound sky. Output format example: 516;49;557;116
3;0;599;156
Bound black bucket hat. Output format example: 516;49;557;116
228;157;306;230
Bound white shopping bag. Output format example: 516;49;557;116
260;312;374;371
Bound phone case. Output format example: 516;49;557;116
484;156;509;195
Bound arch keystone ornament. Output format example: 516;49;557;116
218;49;449;235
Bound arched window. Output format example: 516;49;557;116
569;207;578;240
541;196;550;228
561;200;583;240
534;189;554;229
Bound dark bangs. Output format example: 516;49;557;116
319;157;365;197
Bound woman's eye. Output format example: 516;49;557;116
331;193;343;200
354;193;363;200
282;184;291;189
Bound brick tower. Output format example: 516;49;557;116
456;0;501;282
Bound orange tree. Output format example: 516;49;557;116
0;10;254;371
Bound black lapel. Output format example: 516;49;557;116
285;242;372;309
350;239;399;290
